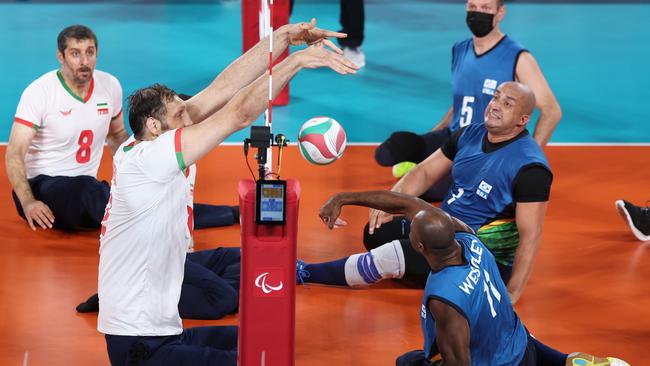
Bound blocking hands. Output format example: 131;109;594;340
287;18;346;50
296;41;360;75
289;19;360;74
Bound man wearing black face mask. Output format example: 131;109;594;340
375;0;562;202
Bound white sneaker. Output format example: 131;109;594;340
343;46;366;68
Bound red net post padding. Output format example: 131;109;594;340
238;179;300;366
242;0;291;105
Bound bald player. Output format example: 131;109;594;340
375;0;562;202
298;82;551;304
318;190;628;366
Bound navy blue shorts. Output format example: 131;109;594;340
179;248;241;319
12;175;109;231
13;175;236;231
395;331;564;366
105;326;237;366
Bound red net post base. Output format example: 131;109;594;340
238;179;300;366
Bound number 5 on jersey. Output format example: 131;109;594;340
459;96;475;128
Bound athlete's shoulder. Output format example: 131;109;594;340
517;132;547;157
458;123;487;143
455;231;481;246
453;38;473;53
501;35;528;53
21;70;58;96
113;136;136;163
93;69;122;90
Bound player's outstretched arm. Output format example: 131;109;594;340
319;191;458;230
5;125;54;230
367;149;453;234
516;52;562;146
508;201;548;304
428;298;472;366
186;19;347;124
180;42;358;168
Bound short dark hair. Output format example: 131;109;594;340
128;84;177;139
498;0;505;6
57;25;98;54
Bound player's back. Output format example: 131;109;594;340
420;232;528;365
98;130;189;336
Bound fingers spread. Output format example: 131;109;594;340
322;39;343;55
322;30;347;39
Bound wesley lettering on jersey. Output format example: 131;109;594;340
459;239;484;295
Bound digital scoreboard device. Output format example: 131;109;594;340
256;180;287;225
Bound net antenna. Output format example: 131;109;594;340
260;0;274;178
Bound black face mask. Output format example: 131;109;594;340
466;11;495;38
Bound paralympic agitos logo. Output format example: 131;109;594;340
255;271;284;295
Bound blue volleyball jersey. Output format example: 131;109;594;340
420;232;527;365
440;123;550;232
450;36;526;132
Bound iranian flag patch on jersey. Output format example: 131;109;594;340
97;103;109;115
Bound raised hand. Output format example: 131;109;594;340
297;42;360;75
288;18;347;52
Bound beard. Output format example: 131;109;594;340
73;67;93;84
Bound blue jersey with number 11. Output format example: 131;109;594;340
450;36;526;132
420;232;527;365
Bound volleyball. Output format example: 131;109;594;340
297;117;347;165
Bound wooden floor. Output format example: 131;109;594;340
0;145;649;365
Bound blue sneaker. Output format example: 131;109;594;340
296;259;311;285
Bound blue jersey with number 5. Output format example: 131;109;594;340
420;232;527;365
450;36;526;132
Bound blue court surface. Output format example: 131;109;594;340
0;0;648;143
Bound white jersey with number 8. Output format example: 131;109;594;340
13;69;122;179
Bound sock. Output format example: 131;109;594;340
76;293;99;313
303;258;348;286
532;336;568;366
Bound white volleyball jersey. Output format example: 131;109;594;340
114;135;196;242
98;129;189;336
14;69;122;179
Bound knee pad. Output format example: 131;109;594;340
375;131;426;166
363;216;411;251
344;240;406;287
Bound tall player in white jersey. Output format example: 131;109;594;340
5;25;128;231
98;20;358;365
